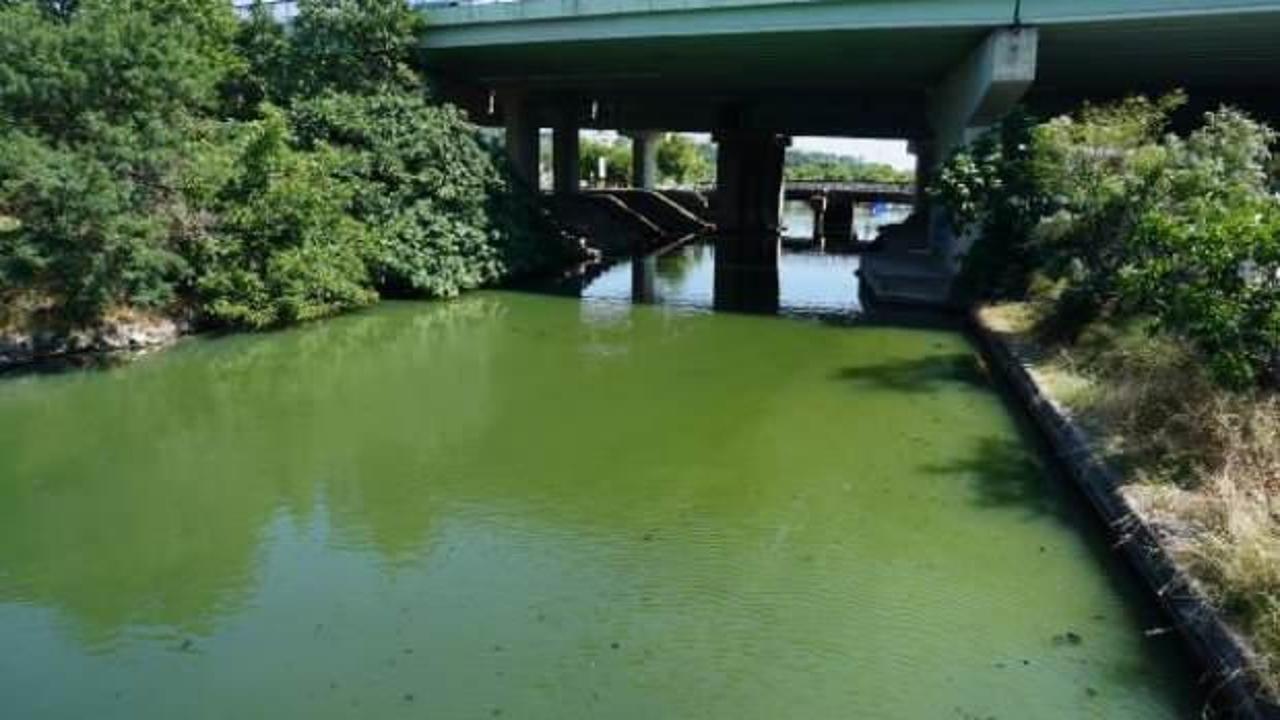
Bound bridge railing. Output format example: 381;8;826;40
230;0;518;20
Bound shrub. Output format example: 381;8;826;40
934;95;1280;388
0;0;565;333
195;109;375;328
0;0;235;320
931;109;1049;301
0;132;182;321
657;133;712;186
290;92;505;297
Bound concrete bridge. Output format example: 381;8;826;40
420;0;1280;302
416;0;1280;303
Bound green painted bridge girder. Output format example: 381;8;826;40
420;0;1280;136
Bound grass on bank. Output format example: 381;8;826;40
981;300;1280;693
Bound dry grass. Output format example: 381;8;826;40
982;301;1280;694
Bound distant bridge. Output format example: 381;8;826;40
782;181;914;205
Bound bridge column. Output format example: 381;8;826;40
628;131;659;189
552;105;580;195
926;26;1038;267
713;130;789;255
822;192;855;245
503;94;539;188
891;138;936;253
809;193;827;245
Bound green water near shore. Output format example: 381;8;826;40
0;250;1203;718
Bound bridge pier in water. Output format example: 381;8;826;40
709;129;787;313
713;130;789;246
807;194;826;246
821;193;855;245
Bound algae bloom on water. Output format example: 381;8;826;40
0;251;1205;718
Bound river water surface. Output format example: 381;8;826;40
0;245;1204;718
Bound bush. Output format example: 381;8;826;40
656;133;712;186
0;132;182;321
580;137;632;187
290;92;505;297
0;0;565;333
933;95;1280;388
195;109;375;328
0;0;235;321
931;109;1049;301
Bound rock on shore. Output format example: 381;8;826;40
0;316;188;371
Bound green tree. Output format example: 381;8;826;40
0;0;565;332
932;94;1280;388
195;108;376;328
291;92;506;296
579;137;632;187
289;0;424;98
656;133;711;186
785;149;912;184
0;0;238;320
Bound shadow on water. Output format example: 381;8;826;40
0;349;138;381
930;387;1210;709
924;435;1072;523
832;352;990;394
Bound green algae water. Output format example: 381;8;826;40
0;247;1204;718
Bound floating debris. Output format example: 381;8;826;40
1052;631;1083;646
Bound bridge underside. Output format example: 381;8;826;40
426;6;1280;135
422;0;1280;306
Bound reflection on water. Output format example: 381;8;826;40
572;241;862;318
0;273;1206;718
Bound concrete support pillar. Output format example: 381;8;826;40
713;130;789;249
926;26;1038;266
714;259;779;315
628;131;659;189
822;192;855;245
503;94;539;189
552;106;579;195
809;193;827;244
910;139;936;209
928;27;1038;157
631;255;657;304
901;138;938;253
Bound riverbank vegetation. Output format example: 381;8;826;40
0;0;570;335
785;148;913;185
575;133;712;188
936;94;1280;691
